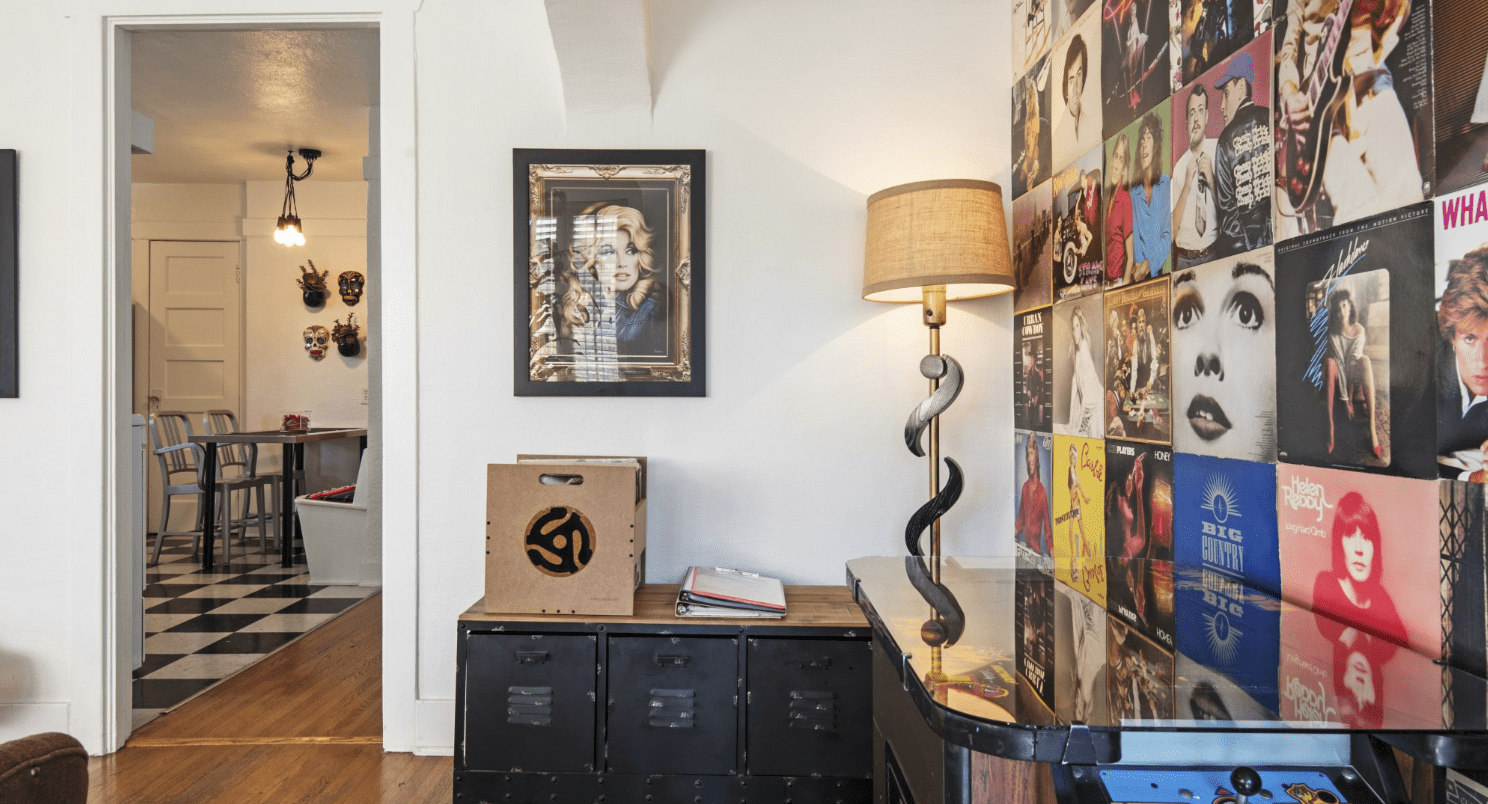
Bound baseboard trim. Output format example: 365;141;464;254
413;698;454;756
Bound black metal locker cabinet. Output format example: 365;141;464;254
461;633;597;773
605;635;738;775
746;637;873;778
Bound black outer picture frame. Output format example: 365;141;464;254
513;148;706;397
0;150;16;398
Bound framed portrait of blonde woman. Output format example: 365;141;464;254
514;148;706;397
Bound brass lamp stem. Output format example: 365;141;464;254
924;286;947;565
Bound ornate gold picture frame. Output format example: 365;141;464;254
514;149;705;397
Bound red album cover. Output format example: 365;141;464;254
1013;55;1054;201
1278;605;1442;729
1015;180;1055;313
1170;33;1273;267
1016;309;1055;432
1105;440;1176;649
1054;294;1107;438
1276;463;1441;658
1272;0;1434;237
1433;0;1488;195
1106;615;1174;721
1104;278;1173;444
1052;10;1105;175
1053;147;1107;300
1016;431;1056;564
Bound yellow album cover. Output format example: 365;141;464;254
1053;434;1106;606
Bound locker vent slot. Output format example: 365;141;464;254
507;685;554;726
647;688;696;728
788;690;836;730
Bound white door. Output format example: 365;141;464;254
144;240;243;533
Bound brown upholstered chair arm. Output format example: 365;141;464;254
0;732;87;804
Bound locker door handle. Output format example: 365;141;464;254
656;654;691;667
516;651;550;665
794;657;832;669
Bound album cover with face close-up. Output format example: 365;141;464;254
1275;203;1436;478
1437;184;1488;481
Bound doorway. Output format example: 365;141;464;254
125;25;381;733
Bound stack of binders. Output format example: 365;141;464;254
675;566;787;618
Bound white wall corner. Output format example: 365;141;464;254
543;0;652;131
413;698;455;756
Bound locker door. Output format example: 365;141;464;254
606;635;737;775
463;633;597;772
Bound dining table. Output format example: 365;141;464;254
188;427;368;570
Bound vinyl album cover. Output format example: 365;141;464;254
1053;294;1107;438
1276;464;1441;659
1013;55;1054;200
1104;278;1172;444
1436;185;1488;480
1278;604;1443;729
1441;481;1488;679
1171;34;1273;267
1054;434;1108;605
1105;440;1176;648
1272;0;1434;238
1173;453;1280;595
1434;0;1488;195
1054;581;1110;723
1016;308;1055;432
1100;0;1173;140
1175;561;1283;715
1106;615;1175;721
1014;0;1064;76
1053;148;1107;301
1014;180;1055;313
1108;102;1175;286
1170;248;1277;461
1052;10;1105;175
1015;430;1056;564
1016;564;1057;710
1176;651;1278;724
1176;0;1261;90
1275;204;1436;478
1445;771;1488;804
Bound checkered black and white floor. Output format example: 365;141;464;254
136;534;376;728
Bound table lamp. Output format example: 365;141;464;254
863;179;1015;559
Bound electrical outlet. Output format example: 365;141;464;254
361;387;369;405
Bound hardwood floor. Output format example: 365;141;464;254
89;593;453;803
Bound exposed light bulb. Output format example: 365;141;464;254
275;216;305;247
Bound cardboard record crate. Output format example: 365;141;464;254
484;456;646;616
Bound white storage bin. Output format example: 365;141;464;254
294;451;377;586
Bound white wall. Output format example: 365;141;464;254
410;0;1014;749
0;0;1012;755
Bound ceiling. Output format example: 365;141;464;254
130;28;379;184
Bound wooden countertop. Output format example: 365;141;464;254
461;583;865;629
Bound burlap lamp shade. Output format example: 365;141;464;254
862;179;1015;303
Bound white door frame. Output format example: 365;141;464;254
68;3;419;754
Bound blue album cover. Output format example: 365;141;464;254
1174;564;1282;714
1173;453;1280;595
1173;453;1281;713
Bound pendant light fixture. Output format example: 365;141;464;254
274;148;320;247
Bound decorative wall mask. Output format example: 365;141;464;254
332;313;362;357
298;261;330;307
338;271;365;305
303;325;330;360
